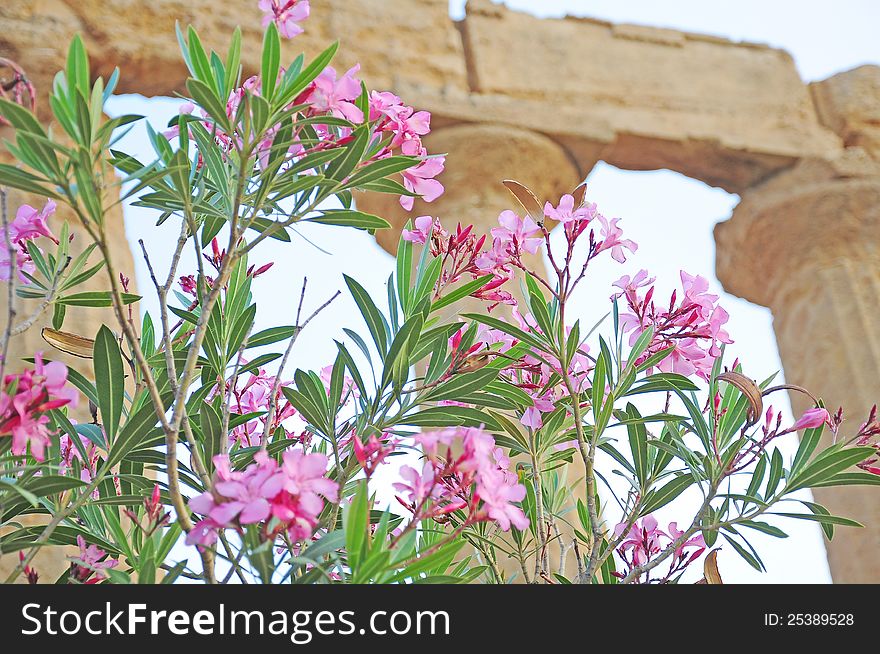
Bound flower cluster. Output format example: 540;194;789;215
403;217;514;310
0;200;58;283
68;535;118;584
617;270;732;380
853;405;880;475
187;449;338;547
613;516;705;582
394;426;529;532
60;428;104;486
168;61;444;211
259;0;310;39
223;367;297;447
0;353;77;460
353;432;397;478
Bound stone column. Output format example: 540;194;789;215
715;150;880;583
359;122;598;580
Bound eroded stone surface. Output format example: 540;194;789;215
2;0;880;582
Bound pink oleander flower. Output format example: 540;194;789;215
394;462;439;509
11;201;58;244
304;65;364;123
543;194;597;226
619;270;733;381
477;467;530;531
400;155;445;211
614;515;666;567
520;393;556;430
613;515;705;582
69;536;118;584
259;0;310;39
368;90;431;153
612;269;655;303
1;199;58;283
399;426;529;532
353;432;397;478
187;449;338;547
595;215;637;264
221;367;297;446
793;407;831;431
401;215;436;245
0;353;78;461
492;210;544;257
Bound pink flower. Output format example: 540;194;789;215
369;91;431;153
0;353;77;460
353;433;396;477
492;210;544;256
620;270;733;381
400;427;529;532
0;244;34;283
793;407;831;431
186;449;338;547
614;516;666;567
1;199;58;283
595;215;637;263
11;201;57;244
667;522;706;560
401;215;435;244
279;449;339;505
393;462;438;508
520;393;555;430
613;516;706;581
543;194;597;225
612;269;655;302
478;467;529;531
304;65;364;123
259;0;310;39
69;536;118;583
400;155;445;210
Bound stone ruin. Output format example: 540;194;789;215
1;0;879;582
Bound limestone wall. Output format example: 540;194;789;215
1;0;879;582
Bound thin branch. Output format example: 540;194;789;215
260;281;341;445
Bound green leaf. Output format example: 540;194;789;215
809;471;880;488
722;533;764;571
400;406;501;430
260;21;281;99
343;480;369;572
791;419;825;475
103;392;171;470
625;402;649;488
771;511;862;529
423;368;500;402
765;447;784;498
93;326;124;442
200;401;223;474
345;156;419;188
307;210;390;231
344;275;388;355
739;520;788;538
246;325;297;349
431;275;494;313
786;446;876;492
58;291;140;307
640;474;694;515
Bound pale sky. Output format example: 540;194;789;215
104;1;880;583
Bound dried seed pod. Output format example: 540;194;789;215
571;182;588;208
701;549;723;584
41;328;95;359
455;353;491;374
502;179;545;225
717;371;763;427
